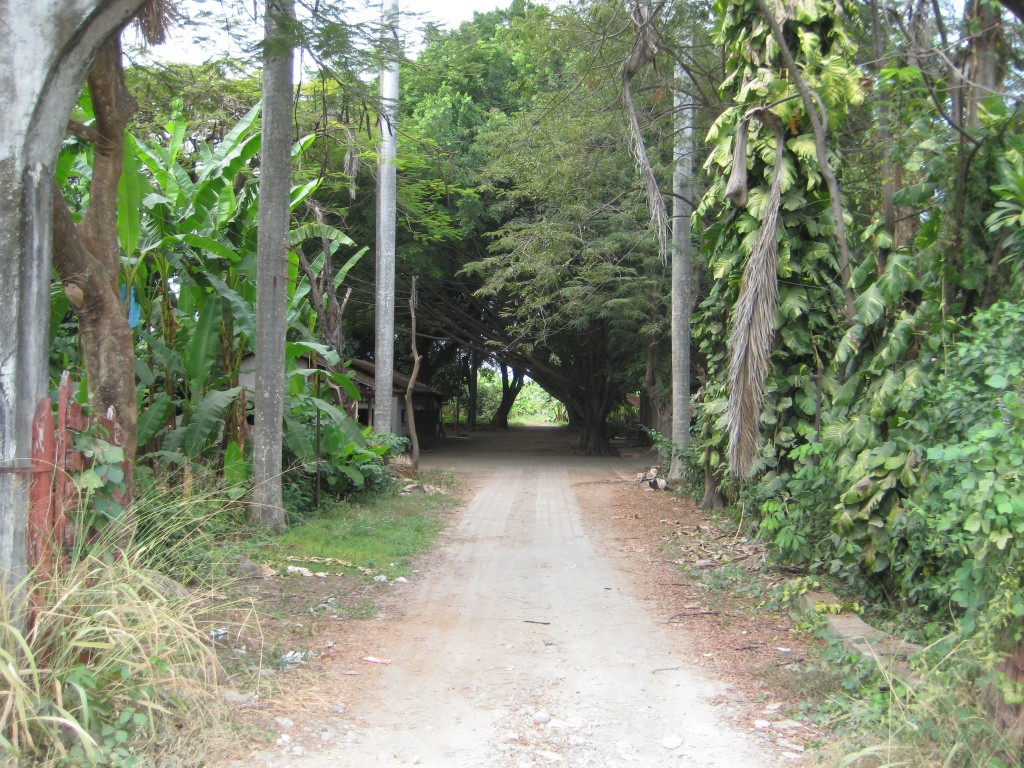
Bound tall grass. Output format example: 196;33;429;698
812;631;1024;767
0;481;239;767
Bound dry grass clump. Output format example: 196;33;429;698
0;545;234;766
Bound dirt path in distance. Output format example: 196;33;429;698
221;427;806;768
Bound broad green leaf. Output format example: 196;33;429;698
282;410;316;465
291;133;316;158
137;393;175;447
117;136;145;255
187;293;222;397
286;341;340;367
892;183;936;208
964;512;983;533
290;179;321;210
224;440;250;489
172;233;239;263
289;222;356;250
196;102;262;183
139;330;186;378
206;273;255;341
183;387;242;457
854;283;886;326
335;247;368;289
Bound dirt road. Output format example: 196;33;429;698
238;427;781;767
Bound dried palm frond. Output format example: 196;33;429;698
623;1;671;264
727;108;786;479
134;0;179;47
725;122;750;207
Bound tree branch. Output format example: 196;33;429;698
66;120;102;144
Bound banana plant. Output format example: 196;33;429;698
56;98;368;472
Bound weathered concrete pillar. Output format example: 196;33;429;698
0;0;145;587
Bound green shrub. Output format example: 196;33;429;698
897;301;1024;634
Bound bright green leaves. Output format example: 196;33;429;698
117;137;145;256
861;301;1024;619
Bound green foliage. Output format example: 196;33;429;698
987;147;1024;293
69;431;129;541
645;428;703;498
281;399;404;518
893;301;1024;630
696;0;861;489
759;441;836;563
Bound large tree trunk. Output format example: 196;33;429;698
249;0;294;531
700;455;725;511
564;394;617;457
52;38;138;462
373;0;400;434
489;364;524;430
623;0;670;262
0;0;148;600
467;350;480;429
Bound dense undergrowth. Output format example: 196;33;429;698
670;302;1024;766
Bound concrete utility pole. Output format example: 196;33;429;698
374;0;400;434
0;0;147;588
668;58;695;479
250;0;295;531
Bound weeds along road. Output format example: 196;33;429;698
241;427;779;768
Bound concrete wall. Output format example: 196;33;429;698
0;0;146;586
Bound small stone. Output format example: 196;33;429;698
233;557;264;579
373;574;389;583
394;576;409;584
533;710;552;724
409;757;421;765
291;746;304;756
328;702;347;714
275;717;294;729
535;750;562;762
220;688;257;706
776;738;805;752
661;735;683;750
754;719;772;729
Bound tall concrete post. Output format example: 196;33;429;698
373;0;400;435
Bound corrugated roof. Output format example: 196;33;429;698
346;359;446;398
